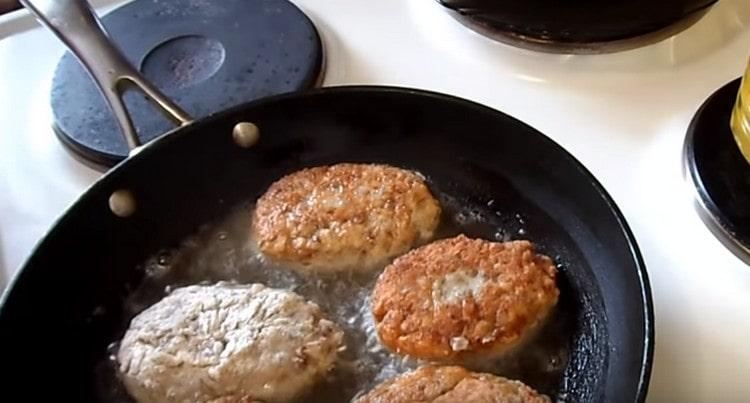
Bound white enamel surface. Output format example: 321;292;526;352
1;0;750;401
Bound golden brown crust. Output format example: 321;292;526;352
252;163;441;272
372;235;559;361
355;366;551;403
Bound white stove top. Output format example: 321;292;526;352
1;0;750;401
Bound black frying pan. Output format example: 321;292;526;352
0;1;653;402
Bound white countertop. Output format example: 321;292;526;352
1;0;750;401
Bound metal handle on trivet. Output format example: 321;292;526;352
20;0;193;151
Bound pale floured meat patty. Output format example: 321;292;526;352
117;282;343;403
252;163;441;272
355;365;550;403
372;235;559;361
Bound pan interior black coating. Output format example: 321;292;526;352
0;87;652;402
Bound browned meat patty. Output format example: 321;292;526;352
355;365;551;403
252;163;441;272
372;235;559;361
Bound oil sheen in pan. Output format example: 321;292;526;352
95;187;574;402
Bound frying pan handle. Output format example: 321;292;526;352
20;0;192;151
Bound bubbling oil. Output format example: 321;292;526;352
102;191;571;402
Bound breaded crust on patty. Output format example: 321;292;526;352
252;163;441;272
372;235;559;361
117;282;343;403
355;365;550;403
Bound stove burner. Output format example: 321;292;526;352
438;0;716;54
51;0;323;168
684;78;750;264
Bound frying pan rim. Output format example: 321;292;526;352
0;85;654;402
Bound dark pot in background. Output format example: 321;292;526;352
437;0;718;44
